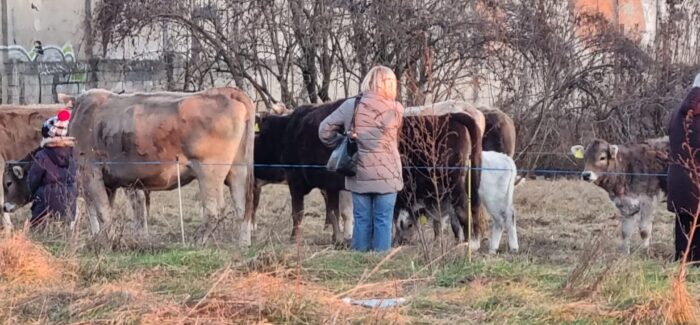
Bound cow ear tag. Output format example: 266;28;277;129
255;122;260;133
571;145;584;159
419;214;428;225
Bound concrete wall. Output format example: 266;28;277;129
4;0;86;52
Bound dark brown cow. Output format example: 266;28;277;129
394;113;484;247
481;107;516;157
280;99;483;246
0;105;63;233
67;88;255;245
571;136;669;253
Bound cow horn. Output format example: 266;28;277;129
12;165;24;180
570;145;584;159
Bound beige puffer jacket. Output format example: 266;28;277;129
319;91;405;194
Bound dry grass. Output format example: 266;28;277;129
143;271;406;324
664;276;698;325
0;232;72;285
0;180;693;324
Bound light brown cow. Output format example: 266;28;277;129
0;105;63;233
405;100;486;136
571;137;669;253
66;87;256;245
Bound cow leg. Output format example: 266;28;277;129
106;188;117;210
82;168;112;236
2;213;12;235
228;165;253;247
252;183;262;232
0;165;12;235
432;218;442;241
615;197;640;254
340;190;354;241
193;162;228;246
638;196;656;249
621;213;636;254
290;186;306;241
321;190;331;230
325;190;343;244
127;189;149;236
455;202;479;249
86;200;100;234
488;208;504;255
506;207;519;253
145;190;151;225
449;210;464;243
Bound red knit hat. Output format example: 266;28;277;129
57;109;71;122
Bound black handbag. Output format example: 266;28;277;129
326;95;362;177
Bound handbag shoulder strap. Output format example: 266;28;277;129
349;94;362;134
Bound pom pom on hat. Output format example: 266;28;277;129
57;109;71;122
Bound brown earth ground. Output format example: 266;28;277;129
0;179;698;324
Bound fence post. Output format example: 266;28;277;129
176;155;185;245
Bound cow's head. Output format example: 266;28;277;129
3;160;33;213
571;139;619;182
394;208;417;245
393;201;428;245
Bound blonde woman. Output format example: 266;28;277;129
319;66;404;252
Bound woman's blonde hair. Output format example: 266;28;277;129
360;65;398;100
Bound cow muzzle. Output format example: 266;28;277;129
3;203;16;213
581;171;598;182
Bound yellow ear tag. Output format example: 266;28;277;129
255;122;260;133
419;214;428;225
574;148;584;159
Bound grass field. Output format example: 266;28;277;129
1;179;698;324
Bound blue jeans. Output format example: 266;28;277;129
351;192;397;252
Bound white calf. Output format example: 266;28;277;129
480;151;519;254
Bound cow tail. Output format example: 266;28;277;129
451;113;484;240
237;92;256;226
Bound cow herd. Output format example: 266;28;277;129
0;86;671;255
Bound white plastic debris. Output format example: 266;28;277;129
341;297;407;309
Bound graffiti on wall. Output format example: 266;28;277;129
0;42;85;82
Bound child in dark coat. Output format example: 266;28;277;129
28;110;77;227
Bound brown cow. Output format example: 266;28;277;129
66;88;255;245
571;136;669;253
481;107;516;157
0;105;63;233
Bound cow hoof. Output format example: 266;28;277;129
193;227;211;247
334;240;350;250
239;239;252;248
509;248;519;254
618;244;631;255
488;249;498;255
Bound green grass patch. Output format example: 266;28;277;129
79;248;229;284
303;250;424;286
434;257;565;289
